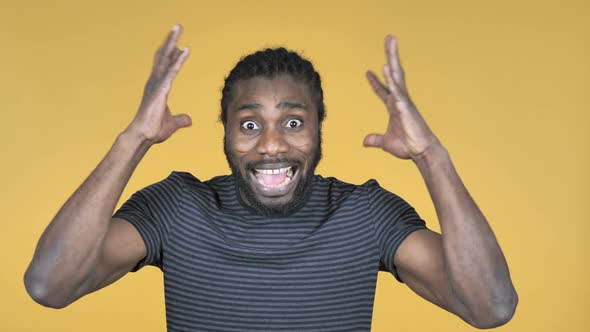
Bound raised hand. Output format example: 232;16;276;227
125;24;191;144
363;35;440;160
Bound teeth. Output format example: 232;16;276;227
255;166;292;175
252;166;298;188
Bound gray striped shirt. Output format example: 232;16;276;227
114;172;426;331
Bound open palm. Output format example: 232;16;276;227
364;36;440;160
126;24;191;144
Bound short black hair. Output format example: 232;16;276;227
220;47;325;126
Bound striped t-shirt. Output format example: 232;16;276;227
113;171;426;331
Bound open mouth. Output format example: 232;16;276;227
249;165;299;192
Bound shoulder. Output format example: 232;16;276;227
135;171;193;196
311;175;390;206
162;171;226;193
168;171;201;187
358;178;392;195
359;179;412;212
165;172;239;201
355;178;424;233
203;174;234;190
312;175;363;199
128;171;212;204
313;174;358;190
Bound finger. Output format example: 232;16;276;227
163;24;183;59
155;24;183;75
162;46;190;86
383;64;404;102
386;92;416;116
363;133;385;148
173;113;192;129
385;35;407;92
170;47;182;64
153;27;176;69
366;70;389;102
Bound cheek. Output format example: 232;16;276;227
226;129;255;155
226;134;262;173
233;139;254;154
288;130;318;155
290;140;313;152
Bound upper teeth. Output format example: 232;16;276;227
255;166;292;175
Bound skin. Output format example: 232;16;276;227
23;25;190;308
224;75;321;215
363;36;518;328
24;26;518;329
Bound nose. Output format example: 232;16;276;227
255;127;289;156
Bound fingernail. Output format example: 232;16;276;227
172;24;179;31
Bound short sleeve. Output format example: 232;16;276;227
113;172;186;272
366;180;427;282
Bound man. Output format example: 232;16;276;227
24;24;517;330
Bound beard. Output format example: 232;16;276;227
224;133;322;217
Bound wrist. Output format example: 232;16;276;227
412;142;450;171
120;125;155;147
116;129;154;160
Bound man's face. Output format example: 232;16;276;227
224;74;322;216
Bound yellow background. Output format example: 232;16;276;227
2;0;588;330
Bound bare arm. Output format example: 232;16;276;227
24;25;191;308
364;36;517;328
396;147;517;328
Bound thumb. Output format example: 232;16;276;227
173;113;192;129
363;133;384;148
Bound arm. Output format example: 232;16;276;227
364;36;518;328
24;24;191;308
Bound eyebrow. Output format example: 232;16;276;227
236;102;310;112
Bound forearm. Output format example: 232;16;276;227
24;130;151;306
414;144;517;326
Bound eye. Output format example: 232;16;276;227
241;120;259;131
285;119;303;129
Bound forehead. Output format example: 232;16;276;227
230;75;314;110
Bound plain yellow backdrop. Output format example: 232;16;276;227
1;0;588;331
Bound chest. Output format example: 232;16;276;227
160;206;381;330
